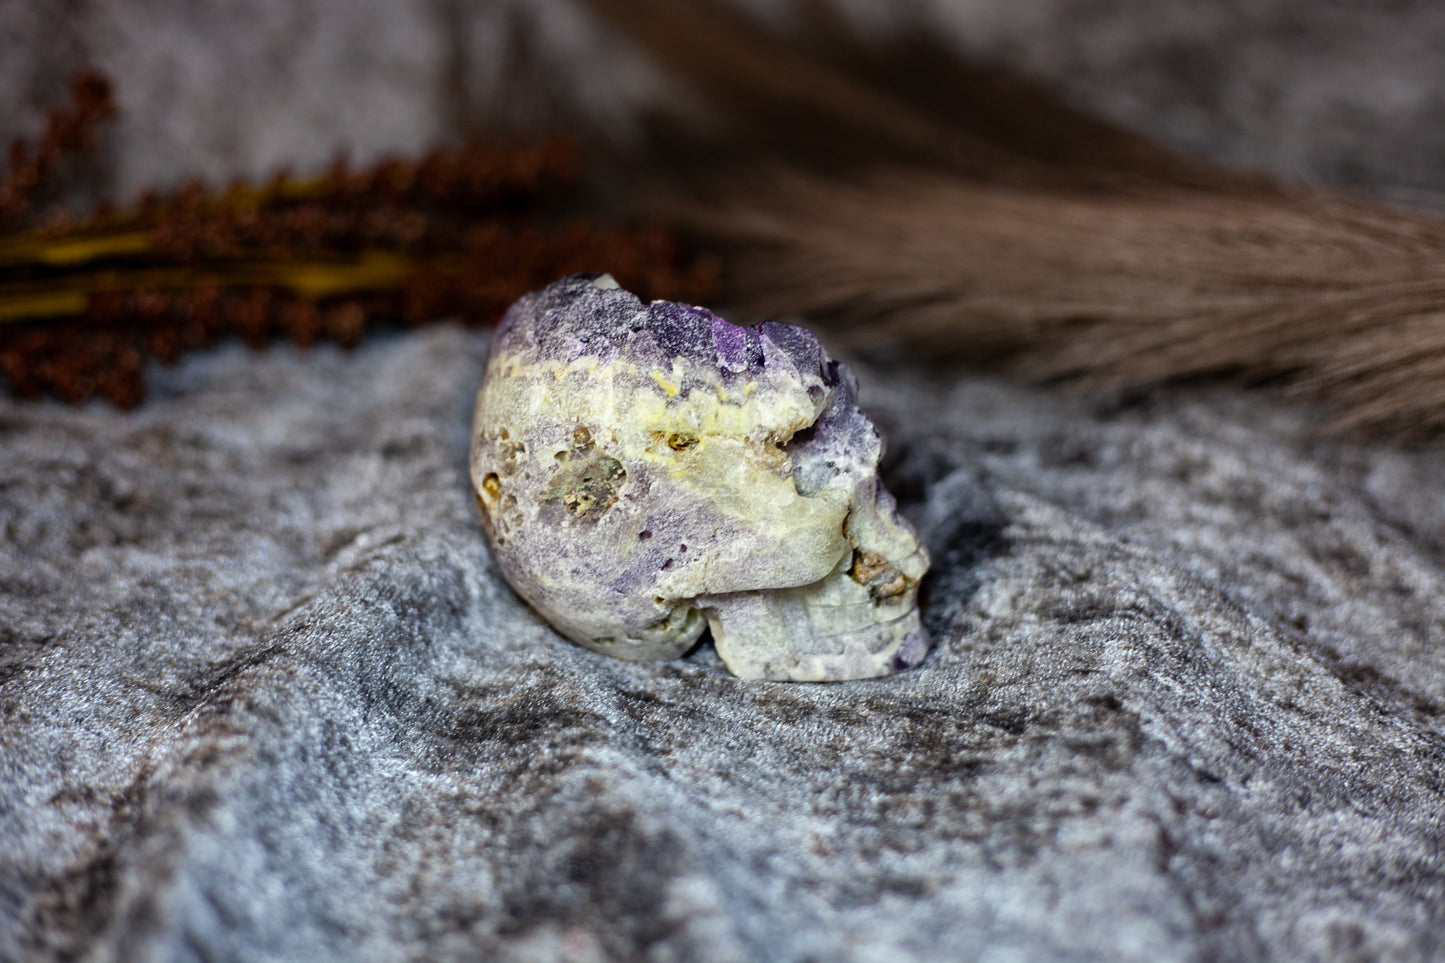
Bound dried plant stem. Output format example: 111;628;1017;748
0;80;719;407
0;252;416;322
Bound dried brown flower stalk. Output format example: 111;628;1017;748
0;76;718;408
0;71;117;229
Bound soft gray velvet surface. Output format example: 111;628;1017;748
4;1;1445;960
2;328;1443;961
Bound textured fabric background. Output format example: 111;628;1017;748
8;1;1445;200
2;3;1444;961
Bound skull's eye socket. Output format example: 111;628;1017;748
667;433;698;451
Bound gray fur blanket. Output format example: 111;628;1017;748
3;2;1445;960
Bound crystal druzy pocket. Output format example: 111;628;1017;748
470;274;929;681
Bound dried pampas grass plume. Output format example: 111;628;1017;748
704;172;1445;431
583;0;1445;433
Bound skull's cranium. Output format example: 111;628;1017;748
470;275;929;681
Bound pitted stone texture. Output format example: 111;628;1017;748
470;275;928;681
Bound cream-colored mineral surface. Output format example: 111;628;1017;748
471;275;929;680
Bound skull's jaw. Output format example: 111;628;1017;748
701;552;930;681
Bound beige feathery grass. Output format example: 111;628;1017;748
583;0;1445;432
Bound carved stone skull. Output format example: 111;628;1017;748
470;274;929;681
